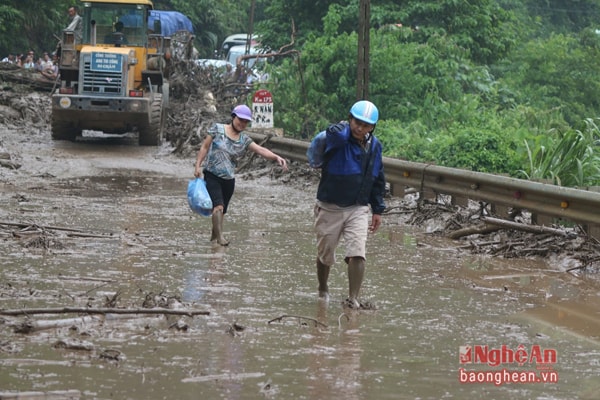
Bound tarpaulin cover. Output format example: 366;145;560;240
148;10;194;36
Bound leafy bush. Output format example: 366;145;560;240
430;127;520;174
519;119;600;187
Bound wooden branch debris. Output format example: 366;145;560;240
0;67;56;91
14;316;101;334
481;217;576;238
268;314;328;328
0;390;82;399
0;307;210;317
448;224;500;240
0;158;21;170
448;216;576;240
9;311;192;334
0;220;116;236
0;220;85;232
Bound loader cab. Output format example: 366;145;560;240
81;2;150;47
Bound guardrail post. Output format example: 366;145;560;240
531;213;554;227
530;179;554;226
390;183;405;197
584;186;600;240
451;195;468;207
421;187;436;201
489;174;509;217
490;203;509;218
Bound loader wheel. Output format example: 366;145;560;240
138;94;163;146
51;119;82;142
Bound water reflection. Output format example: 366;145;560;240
1;175;600;399
181;245;227;304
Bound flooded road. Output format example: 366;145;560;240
1;137;600;399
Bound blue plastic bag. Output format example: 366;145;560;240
187;178;213;216
306;130;326;168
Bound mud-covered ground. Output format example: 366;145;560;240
2;60;600;282
2;67;600;398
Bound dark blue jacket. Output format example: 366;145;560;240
316;122;386;214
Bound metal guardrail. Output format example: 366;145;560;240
247;131;600;226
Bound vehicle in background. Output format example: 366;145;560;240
225;44;272;85
219;33;258;58
52;0;194;146
225;44;261;69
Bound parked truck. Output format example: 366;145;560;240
51;0;194;145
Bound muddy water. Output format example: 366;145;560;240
1;163;600;399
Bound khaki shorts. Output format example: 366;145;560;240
313;202;369;266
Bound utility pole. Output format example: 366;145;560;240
357;0;370;100
244;0;256;69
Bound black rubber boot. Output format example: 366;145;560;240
211;209;229;246
316;258;330;300
346;257;365;308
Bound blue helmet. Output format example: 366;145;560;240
350;100;379;125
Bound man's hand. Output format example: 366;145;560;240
369;214;382;233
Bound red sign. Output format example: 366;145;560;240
253;89;273;104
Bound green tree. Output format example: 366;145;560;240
154;0;255;57
523;0;600;35
257;0;516;65
401;0;517;64
0;0;69;57
496;30;600;126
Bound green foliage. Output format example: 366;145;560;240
0;0;68;56
256;0;345;52
431;126;521;174
154;0;254;57
495;31;600;127
522;0;600;36
399;0;517;64
377;104;522;175
519;119;600;187
376;119;438;162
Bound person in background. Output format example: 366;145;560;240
1;54;16;63
65;6;83;42
312;100;386;309
39;52;53;70
193;105;288;246
22;54;35;70
40;53;59;80
15;53;24;67
104;21;128;45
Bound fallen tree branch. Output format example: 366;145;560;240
268;314;328;328
0;307;209;317
448;217;577;240
14;315;101;333
481;217;575;238
66;232;116;239
12;313;163;333
448;224;500;240
0;221;86;233
0;159;21;170
0;390;82;399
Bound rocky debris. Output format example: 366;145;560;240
0;62;56;92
